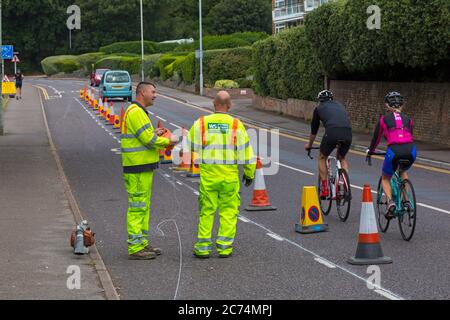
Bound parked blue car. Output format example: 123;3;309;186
99;70;133;101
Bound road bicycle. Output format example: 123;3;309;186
367;151;417;241
307;142;352;222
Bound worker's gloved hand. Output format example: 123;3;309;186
242;175;253;187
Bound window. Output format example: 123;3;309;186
105;72;130;83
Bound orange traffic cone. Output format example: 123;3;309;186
97;97;103;114
295;186;328;234
79;89;84;99
108;104;115;125
158;121;165;161
348;185;392;265
245;157;276;211
173;128;190;171
159;128;173;164
84;86;88;102
105;103;111;122
186;152;200;177
101;98;107;118
119;106;125;128
93;99;99;111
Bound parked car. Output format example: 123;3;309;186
90;68;110;87
99;70;133;101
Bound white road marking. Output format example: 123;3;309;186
156;116;167;122
314;257;336;269
238;216;250;223
417;203;450;215
170;122;182;129
266;233;284;241
274;161;314;176
239;214;404;300
374;289;402;301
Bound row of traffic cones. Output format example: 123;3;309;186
81;85;124;130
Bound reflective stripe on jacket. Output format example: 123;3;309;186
121;102;170;169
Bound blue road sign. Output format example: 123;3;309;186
2;45;14;60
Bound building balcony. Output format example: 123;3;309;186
272;3;305;23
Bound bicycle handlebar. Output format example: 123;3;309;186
306;146;320;159
366;150;387;166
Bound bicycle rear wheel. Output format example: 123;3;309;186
376;177;390;232
336;169;351;222
317;176;332;215
398;179;417;241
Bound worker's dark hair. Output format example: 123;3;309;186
136;82;156;96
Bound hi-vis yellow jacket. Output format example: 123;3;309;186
187;112;256;179
121;102;170;172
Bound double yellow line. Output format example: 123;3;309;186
34;85;50;100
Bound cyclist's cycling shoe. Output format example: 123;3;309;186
320;180;329;199
386;200;396;219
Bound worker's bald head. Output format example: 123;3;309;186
213;91;232;112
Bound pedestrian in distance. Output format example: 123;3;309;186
15;70;24;100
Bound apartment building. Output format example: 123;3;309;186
272;0;332;34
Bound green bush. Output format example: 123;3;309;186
144;54;162;78
77;52;107;75
100;41;158;55
202;47;253;87
305;0;450;80
41;55;81;76
252;26;323;101
95;55;141;75
157;54;178;80
214;80;239;89
156;42;180;53
176;53;195;85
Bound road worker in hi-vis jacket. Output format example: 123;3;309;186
121;82;178;260
187;91;256;258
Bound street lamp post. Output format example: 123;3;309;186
140;0;145;82
199;0;203;96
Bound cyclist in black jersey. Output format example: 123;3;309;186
305;90;353;198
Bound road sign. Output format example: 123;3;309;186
2;46;14;60
11;55;20;63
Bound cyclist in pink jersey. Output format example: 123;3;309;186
368;92;417;218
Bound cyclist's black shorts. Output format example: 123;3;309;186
320;127;352;157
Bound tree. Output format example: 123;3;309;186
206;0;272;35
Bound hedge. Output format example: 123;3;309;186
77;52;107;75
305;0;450;80
94;55;141;75
253;26;323;101
214;80;239;89
174;53;195;85
202;47;253;87
100;41;159;55
41;55;81;76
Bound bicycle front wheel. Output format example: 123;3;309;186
318;176;332;216
376;177;390;232
336;169;351;222
398;179;417;241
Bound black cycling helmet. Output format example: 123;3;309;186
317;90;333;102
385;91;404;108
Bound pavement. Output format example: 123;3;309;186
0;84;107;300
19;77;449;300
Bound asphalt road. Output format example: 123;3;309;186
29;78;450;300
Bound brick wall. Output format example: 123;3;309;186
330;80;450;147
252;95;317;121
